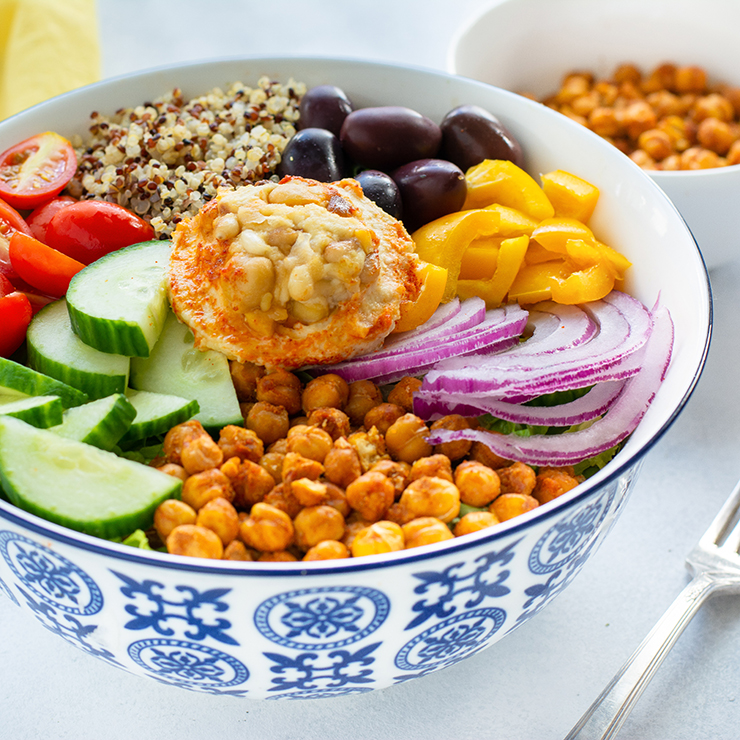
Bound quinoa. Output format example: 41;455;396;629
66;76;306;237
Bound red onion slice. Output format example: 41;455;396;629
426;303;674;466
413;379;627;425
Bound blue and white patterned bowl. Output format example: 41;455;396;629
0;57;711;700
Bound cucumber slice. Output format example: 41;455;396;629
67;240;171;358
50;393;137;450
120;389;199;444
130;311;242;432
0;394;64;428
27;299;130;400
0;415;181;539
0;356;87;408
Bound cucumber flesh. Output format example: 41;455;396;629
67;240;171;358
50;393;137;450
26;299;130;400
120;388;199;444
0;415;181;539
130;311;242;432
0;394;64;428
0;356;87;408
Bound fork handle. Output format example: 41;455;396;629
564;570;724;740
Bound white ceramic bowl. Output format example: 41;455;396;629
0;56;710;700
448;0;740;269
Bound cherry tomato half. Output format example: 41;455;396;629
26;195;76;243
9;231;85;298
45;200;156;264
0;132;77;210
0;195;33;283
0;273;32;358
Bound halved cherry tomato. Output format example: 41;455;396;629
0;132;77;210
45;200;156;264
0;195;33;282
26;195;76;243
9;231;85;297
0;273;32;358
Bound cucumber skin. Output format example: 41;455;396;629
0;395;64;429
0;416;181;540
119;392;199;444
67;240;171;358
52;393;137;451
0;357;88;409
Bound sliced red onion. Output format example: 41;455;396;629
383;297;464;347
426;303;673;466
413;379;627;425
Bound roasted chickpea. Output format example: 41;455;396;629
163;419;209;466
409;454;453;483
282;451;324;493
342;512;374;549
363;402;406;435
196;497;240;546
533;466;582;505
680;146;722;169
306;407;350;440
455;460;501;508
263;483;303;519
350;521;404;557
728;140;740;166
385;413;432;463
386;376;422;412
256;368;303;415
402;517;454;549
222;539;257;561
555;72;592;104
430;414;472;461
369;459;410;498
166;524;223;559
286;424;334;463
697;117;737;155
324;437;362;488
293;505;346;550
490;493;539;522
267;438;288;455
674;65;707;94
345;471;395;521
498;461;537;496
217;425;264;463
637;129;673;160
344;380;383;426
181;467;234;510
291;477;331;507
155;463;188;481
229;360;265;403
588;106;621;137
246;401;290;446
221;456;275;509
240;502;295;552
303;540;351;561
154;499;197;541
397;476;460;523
259;451;285;484
301;373;350;414
258;550;298;562
453;511;500;537
347;427;388;471
323;482;352;518
469;439;511;470
180;433;224;474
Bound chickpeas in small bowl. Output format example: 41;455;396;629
448;0;740;268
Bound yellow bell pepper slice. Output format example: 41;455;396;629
595;240;632;278
411;208;500;302
531;217;597;254
393;261;448;333
550;262;615;304
463;159;555;220
456;235;529;308
459;238;502;279
525;241;563;265
540;170;600;223
482;203;540;237
508;261;567;304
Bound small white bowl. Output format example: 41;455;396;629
448;0;740;269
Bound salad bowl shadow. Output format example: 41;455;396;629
0;56;711;700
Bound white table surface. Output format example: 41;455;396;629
3;1;740;738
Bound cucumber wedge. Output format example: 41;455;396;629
120;389;199;444
50;393;137;450
130;311;242;432
0;356;87;408
0;394;64;428
67;240;171;358
27;299;130;400
0;415;181;539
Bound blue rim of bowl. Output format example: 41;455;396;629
0;55;714;576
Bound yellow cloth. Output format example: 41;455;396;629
0;0;100;120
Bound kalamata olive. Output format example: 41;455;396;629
355;170;403;219
276;128;347;182
439;104;524;171
340;106;442;171
391;158;467;232
298;85;354;137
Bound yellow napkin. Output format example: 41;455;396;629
0;0;100;120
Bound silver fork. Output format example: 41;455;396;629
565;478;740;740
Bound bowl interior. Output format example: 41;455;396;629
0;56;711;565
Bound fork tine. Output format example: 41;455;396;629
698;478;740;549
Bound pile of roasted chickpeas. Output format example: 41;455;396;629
530;62;740;170
151;365;583;562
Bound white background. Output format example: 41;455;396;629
2;1;740;738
